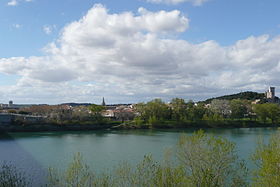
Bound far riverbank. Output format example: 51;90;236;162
0;119;279;132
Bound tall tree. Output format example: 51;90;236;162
210;99;231;117
230;99;249;119
170;98;187;121
252;131;280;186
177;131;248;186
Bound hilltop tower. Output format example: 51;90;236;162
265;87;275;99
102;97;106;106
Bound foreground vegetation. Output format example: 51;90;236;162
1;130;280;186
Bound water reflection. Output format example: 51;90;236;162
0;132;46;186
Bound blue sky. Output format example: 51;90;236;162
1;0;280;104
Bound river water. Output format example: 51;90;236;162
0;127;279;185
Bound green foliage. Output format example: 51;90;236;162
253;103;280;123
230;99;249;119
89;104;105;115
148;115;159;127
135;99;171;121
252;131;280;186
0;162;31;187
48;153;93;187
176;130;248;187
18;111;31;115
203;91;265;104
134;116;144;126
266;103;280;123
88;104;105;121
253;104;268;123
210;99;231;117
202;112;224;125
170;98;187;121
186;103;206;122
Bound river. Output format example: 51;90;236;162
0;127;278;185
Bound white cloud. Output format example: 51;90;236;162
43;25;52;35
146;0;209;6
12;24;21;29
7;0;18;6
7;0;33;6
1;4;280;104
43;25;56;35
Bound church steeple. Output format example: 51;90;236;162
102;97;106;106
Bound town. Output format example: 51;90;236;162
0;87;279;131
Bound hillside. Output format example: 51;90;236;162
201;91;265;104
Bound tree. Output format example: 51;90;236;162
176;130;248;187
230;99;249;119
48;153;93;187
252;103;280;123
210;99;231;118
88;104;105;121
253;104;268;123
135;99;170;121
187;103;206;122
252;131;280;186
0;162;32;187
266;103;280;123
170;98;187;121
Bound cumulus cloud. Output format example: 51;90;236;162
146;0;209;6
1;4;280;103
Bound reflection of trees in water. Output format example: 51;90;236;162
0;132;46;186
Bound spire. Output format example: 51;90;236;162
102;97;106;106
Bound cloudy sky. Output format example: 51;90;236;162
0;0;280;104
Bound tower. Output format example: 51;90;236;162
102;97;106;106
8;100;13;107
265;87;275;99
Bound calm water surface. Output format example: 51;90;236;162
0;128;278;185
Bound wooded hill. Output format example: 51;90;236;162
201;91;266;104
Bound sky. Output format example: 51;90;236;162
1;0;280;104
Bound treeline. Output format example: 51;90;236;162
132;98;280;128
2;130;280;186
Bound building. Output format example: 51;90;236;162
265;87;275;99
101;110;115;118
102;97;106;106
8;100;13;107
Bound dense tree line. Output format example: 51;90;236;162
2;131;280;186
134;98;280;127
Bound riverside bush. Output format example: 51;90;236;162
0;162;31;187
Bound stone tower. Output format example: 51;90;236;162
265;87;275;99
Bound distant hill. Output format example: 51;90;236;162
60;103;92;107
201;91;265;104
